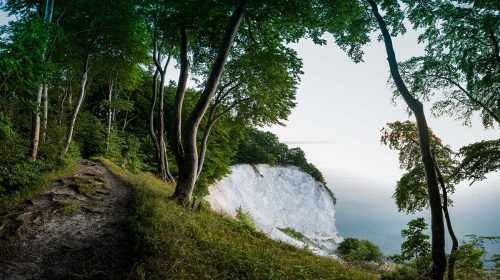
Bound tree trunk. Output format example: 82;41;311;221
30;0;54;160
366;1;446;279
106;79;113;151
149;69;162;175
41;84;48;144
64;56;89;153
433;157;459;280
158;68;174;182
172;0;247;205
31;86;43;160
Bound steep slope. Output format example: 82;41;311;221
0;160;132;279
206;164;342;256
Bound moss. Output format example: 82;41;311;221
72;177;105;197
98;157;380;280
56;201;81;216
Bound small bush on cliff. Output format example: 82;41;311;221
235;206;261;236
337;237;383;262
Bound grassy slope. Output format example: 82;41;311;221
0;162;78;212
99;158;380;280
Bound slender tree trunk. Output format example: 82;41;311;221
31;86;43;160
149;70;162;176
30;0;54;160
41;84;48;144
59;87;68;125
433;157;458;280
64;55;89;153
367;1;446;279
172;0;247;205
158;68;174;182
106;79;113;151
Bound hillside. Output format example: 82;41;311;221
100;158;379;279
0;159;379;279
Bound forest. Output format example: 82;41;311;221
0;0;499;279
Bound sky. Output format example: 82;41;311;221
264;29;500;259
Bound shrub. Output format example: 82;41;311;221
235;206;260;236
337;237;383;262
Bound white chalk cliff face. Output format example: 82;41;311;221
206;164;342;256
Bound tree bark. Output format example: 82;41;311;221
64;55;89;153
158;59;174;182
106;78;113;151
172;0;247;205
30;0;54;160
149;69;162;175
41;84;48;144
31;86;43;160
170;27;189;165
150;30;174;182
367;1;446;279
433;155;458;280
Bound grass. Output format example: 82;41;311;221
98;157;380;280
71;176;106;197
56;201;81;216
278;227;306;241
0;162;78;213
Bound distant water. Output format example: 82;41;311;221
329;173;500;269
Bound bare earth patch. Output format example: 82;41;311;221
0;160;133;279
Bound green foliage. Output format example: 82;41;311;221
400;218;431;264
456;139;500;185
74;112;106;158
0;112;15;140
398;0;500;128
106;131;148;173
337;237;383;262
453;235;487;279
278;227;306;241
99;158;379;280
381;121;457;213
0;161;78;212
381;265;425;280
235;206;261;236
234;129;328;187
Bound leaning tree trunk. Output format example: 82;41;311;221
149;69;162;176
31;0;54;161
172;0;247;205
64;56;89;153
434;158;459;280
367;1;446;279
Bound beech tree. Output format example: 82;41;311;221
366;1;447;278
382;121;460;279
398;0;500;128
164;0;374;205
395;0;500;188
58;0;146;153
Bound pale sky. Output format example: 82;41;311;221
267;30;500;185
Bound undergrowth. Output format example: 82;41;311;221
98;157;379;280
0;162;78;212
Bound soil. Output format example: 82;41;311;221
0;160;133;280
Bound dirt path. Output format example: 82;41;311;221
0;160;133;280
